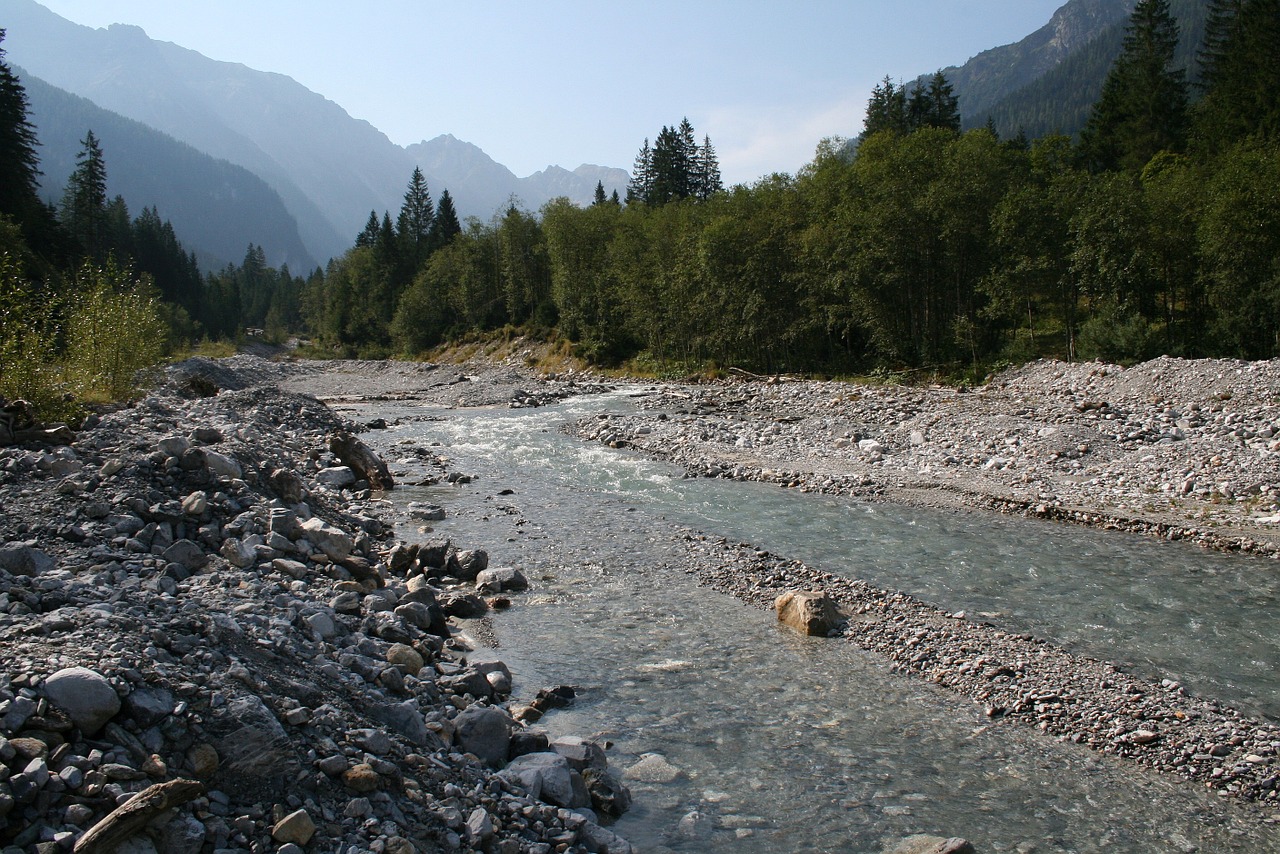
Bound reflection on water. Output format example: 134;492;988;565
349;395;1280;852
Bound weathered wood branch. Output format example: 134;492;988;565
329;430;394;489
73;778;206;853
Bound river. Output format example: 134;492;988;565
345;391;1280;852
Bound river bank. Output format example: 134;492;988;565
4;350;1280;851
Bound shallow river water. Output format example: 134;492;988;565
345;392;1280;852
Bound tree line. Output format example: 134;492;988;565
301;0;1280;373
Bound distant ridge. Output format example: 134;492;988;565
1;0;628;261
21;69;315;271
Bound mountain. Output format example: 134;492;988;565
20;69;314;271
1;0;629;261
939;0;1209;140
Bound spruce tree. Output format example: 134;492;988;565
1195;0;1280;150
61;130;109;260
626;138;652;205
355;210;380;247
924;71;961;131
695;134;723;199
430;189;462;248
0;30;43;228
862;77;909;138
1079;0;1188;172
396;167;434;268
593;180;607;206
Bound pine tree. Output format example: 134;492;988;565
1079;0;1188;172
862;77;908;138
60;130;109;260
1195;0;1280;150
626;138;652;205
0;30;43;228
355;210;380;248
429;189;462;248
396;167;434;269
695;134;723;199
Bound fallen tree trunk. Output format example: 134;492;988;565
329;430;394;490
73;778;205;853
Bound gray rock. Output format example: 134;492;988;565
158;435;192;457
375;701;437;748
0;545;55;576
299;517;354;561
501;752;588;808
201;449;243;479
474;567;528;595
155;814;206;854
551;736;607;772
884;836;976;854
466;807;494;846
579;820;635;854
42;666;121;735
123;686;174;728
316;466;357;488
453;705;512;768
162;539;209;571
454;548;489;581
220;537;257;568
210;694;299;780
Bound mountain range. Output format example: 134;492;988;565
2;0;1208;271
0;0;628;267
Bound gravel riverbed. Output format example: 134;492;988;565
3;352;1280;853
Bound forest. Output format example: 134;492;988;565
2;0;1279;422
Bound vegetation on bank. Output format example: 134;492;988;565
3;1;1279;421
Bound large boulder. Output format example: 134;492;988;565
299;518;354;561
884;836;976;854
474;567;528;595
42;667;120;735
774;589;843;636
453;705;513;768
500;752;589;809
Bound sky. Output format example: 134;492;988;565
33;1;1068;185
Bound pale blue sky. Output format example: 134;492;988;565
33;1;1067;184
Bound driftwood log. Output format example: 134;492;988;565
0;397;74;446
329;431;394;490
72;778;206;853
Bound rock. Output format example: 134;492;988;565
438;590;487;618
583;767;632;818
625;753;682;783
42;666;121;735
209;695;298;780
299;517;354;561
551;736;607;772
500;752;588;808
454;548;489;581
220;537;257;568
0;545;55;576
884;835;976;854
123;686;174;728
578;820;635;854
374;700;436;748
474;567;529;595
774;589;843;636
466;807;494;846
343;762;381;793
329;431;394;490
162;540;208;571
200;449;243;479
386;643;424;674
316;466;357;488
453;705;512;767
271;809;317;845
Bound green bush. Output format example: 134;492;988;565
63;260;168;402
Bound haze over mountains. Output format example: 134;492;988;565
2;0;1202;271
0;0;628;266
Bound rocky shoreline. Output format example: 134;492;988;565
0;368;635;853
4;351;1280;852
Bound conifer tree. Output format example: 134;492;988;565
61;130;109;260
695;134;723;199
430;189;462;248
923;71;961;131
593;180;607;206
1195;0;1280;150
396;167;434;267
0;30;42;228
626;138;652;205
862;77;908;138
355;210;380;247
1079;0;1188;172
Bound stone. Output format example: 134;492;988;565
578;820;635;854
271;808;317;845
374;700;435;748
500;752;588;809
624;753;682;784
453;705;512;767
583;767;632;818
123;686;174;728
438;590;487;618
884;835;976;854
155;814;206;854
454;548;489;581
187;743;219;778
316;466;357;488
181;491;208;516
162;539;208;571
774;589;843;636
466;807;494;846
0;545;55;576
474;567;528;595
220;537;257;568
201;449;243;479
158;435;191;457
42;666;121;735
299;517;354;561
386;643;424;674
343;762;380;792
209;695;298;780
551;736;607;772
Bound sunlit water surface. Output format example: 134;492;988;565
343;393;1280;852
